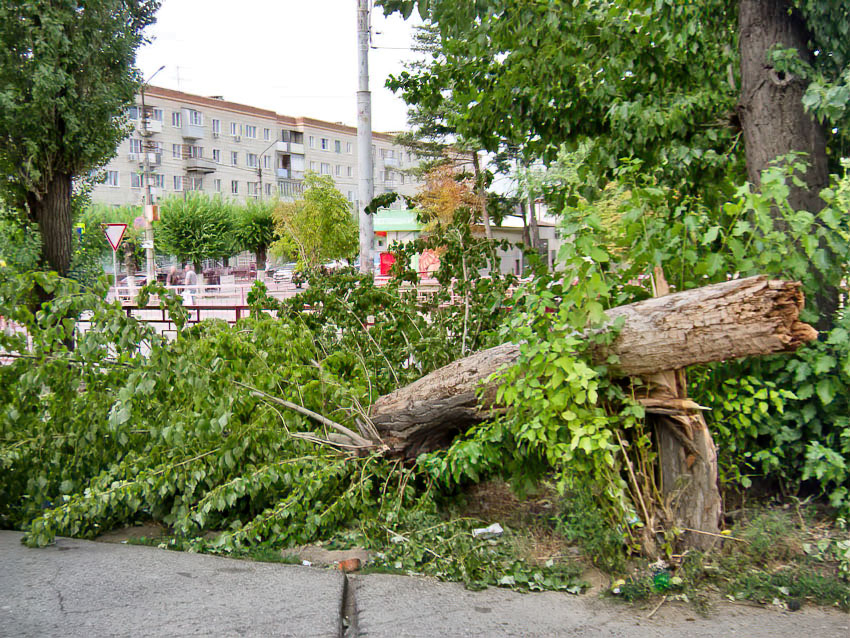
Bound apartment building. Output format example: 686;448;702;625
90;86;419;208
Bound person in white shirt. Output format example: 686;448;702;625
182;264;197;305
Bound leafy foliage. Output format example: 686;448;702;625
272;173;357;270
0;0;160;274
232;200;277;270
154;193;237;270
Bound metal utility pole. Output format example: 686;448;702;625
357;0;374;274
141;65;165;283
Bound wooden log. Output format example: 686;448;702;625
369;276;816;459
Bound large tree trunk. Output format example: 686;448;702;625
370;276;816;460
738;0;836;329
30;172;73;278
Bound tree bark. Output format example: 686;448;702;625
738;0;836;328
641;268;720;551
369;276;816;460
30;172;73;278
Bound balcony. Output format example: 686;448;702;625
144;152;162;167
278;179;305;200
138;118;162;135
182;122;204;139
382;156;400;168
184;157;216;174
289;142;305;155
276;168;290;179
291;170;305;180
275;141;289;153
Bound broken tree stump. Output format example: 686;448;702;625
369;275;816;460
639;267;721;552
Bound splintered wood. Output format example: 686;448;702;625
368;276;817;460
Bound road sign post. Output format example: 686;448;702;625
103;224;128;298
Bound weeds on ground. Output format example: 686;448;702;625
606;507;850;612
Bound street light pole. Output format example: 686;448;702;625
141;65;165;283
257;138;279;201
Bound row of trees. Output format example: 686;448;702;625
74;173;358;277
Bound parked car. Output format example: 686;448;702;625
273;262;297;283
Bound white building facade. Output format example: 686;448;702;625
90;86;419;208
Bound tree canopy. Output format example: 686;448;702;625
155;194;236;271
232;200;277;271
272;173;358;270
0;0;159;276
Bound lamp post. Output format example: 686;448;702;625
140;65;165;283
257;138;279;201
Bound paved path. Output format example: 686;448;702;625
2;531;849;637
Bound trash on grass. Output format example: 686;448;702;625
472;523;504;539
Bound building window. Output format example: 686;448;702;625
172;111;182;127
291;131;304;144
212;119;221;135
247;182;258;197
335;164;341;176
231;180;239;194
173;175;184;191
188;109;203;126
130;173;142;188
214;179;221;192
230;122;239;136
347;190;355;201
104;171;119;187
231;151;238;166
265;183;272;196
149;108;163;121
320;162;331;175
263;128;270;141
172;144;182;159
212;149;221;163
187;177;203;191
347;166;353;177
127;106;140;120
247;153;258;168
263;155;271;169
309;161;317;171
334;140;342;153
152;174;165;188
400;174;405;185
346;142;353;154
245;125;257;139
320;138;329;150
186;145;203;158
309;135;315;148
129;139;143;154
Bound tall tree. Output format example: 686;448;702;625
0;0;159;278
380;0;850;323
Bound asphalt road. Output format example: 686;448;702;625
2;531;849;638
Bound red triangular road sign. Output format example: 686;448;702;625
102;223;128;252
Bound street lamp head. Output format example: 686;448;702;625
144;65;166;86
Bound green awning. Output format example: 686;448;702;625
373;208;421;232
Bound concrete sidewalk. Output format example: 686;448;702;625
2;531;849;637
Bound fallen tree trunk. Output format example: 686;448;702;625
370;276;816;460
